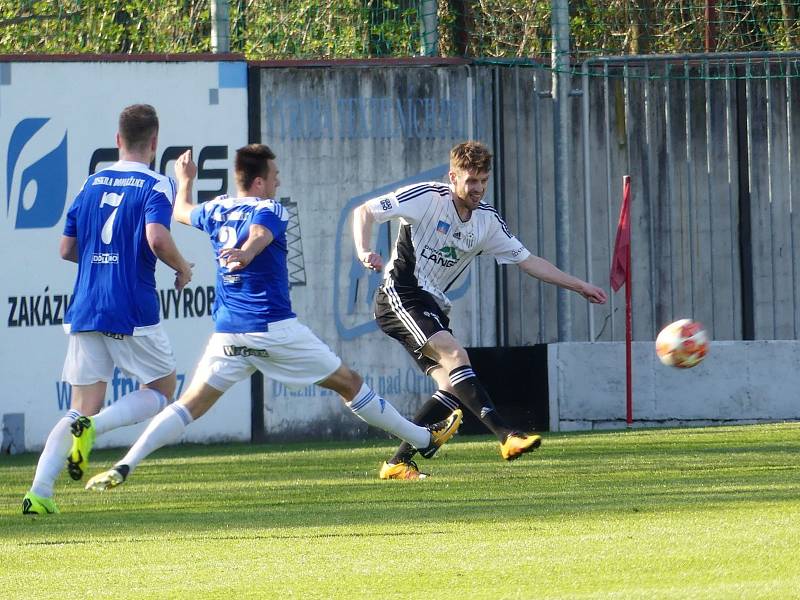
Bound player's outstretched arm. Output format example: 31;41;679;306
172;149;197;226
517;255;608;304
218;224;274;272
352;202;383;271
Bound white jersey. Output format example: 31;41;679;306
365;181;530;311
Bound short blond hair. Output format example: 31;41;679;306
450;141;492;173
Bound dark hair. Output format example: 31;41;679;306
118;104;159;152
450;141;493;173
235;144;276;190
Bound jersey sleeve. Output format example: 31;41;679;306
364;182;443;225
252;201;288;238
190;202;213;233
482;213;531;265
144;176;176;229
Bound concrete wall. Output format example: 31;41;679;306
256;59;800;439
548;341;800;431
5;58;799;449
256;64;500;439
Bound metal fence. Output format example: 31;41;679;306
496;52;800;344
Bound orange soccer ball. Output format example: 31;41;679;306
655;319;710;368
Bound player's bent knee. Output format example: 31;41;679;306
318;364;362;399
429;343;470;370
144;370;178;402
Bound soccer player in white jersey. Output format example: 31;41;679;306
83;145;461;491
22;105;194;515
353;141;608;480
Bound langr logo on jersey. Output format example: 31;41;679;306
421;244;459;267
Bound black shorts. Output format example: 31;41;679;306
374;283;452;374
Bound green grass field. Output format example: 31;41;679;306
1;423;799;599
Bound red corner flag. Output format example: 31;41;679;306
610;176;632;292
611;176;633;425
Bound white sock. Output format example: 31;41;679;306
116;403;193;474
30;409;81;498
92;388;168;435
346;384;431;449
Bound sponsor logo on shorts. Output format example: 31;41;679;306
223;345;270;358
101;332;125;340
423;310;445;329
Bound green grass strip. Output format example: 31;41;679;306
1;423;798;599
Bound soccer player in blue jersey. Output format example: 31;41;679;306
83;145;461;491
22;105;194;515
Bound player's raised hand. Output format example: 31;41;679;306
175;262;194;291
174;149;197;184
358;251;383;272
579;282;607;304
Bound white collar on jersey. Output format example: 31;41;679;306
112;160;151;170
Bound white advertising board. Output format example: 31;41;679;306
0;59;249;451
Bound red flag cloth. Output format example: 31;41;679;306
610;176;631;292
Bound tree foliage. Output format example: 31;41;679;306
0;1;797;58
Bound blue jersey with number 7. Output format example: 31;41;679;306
63;160;175;335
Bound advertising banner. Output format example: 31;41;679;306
0;59;249;451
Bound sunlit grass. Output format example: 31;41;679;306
1;423;799;598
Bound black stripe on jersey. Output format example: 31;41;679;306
476;203;512;238
443;261;472;293
397;183;450;204
388;224;420;288
397;182;449;200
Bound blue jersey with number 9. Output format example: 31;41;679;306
190;195;295;333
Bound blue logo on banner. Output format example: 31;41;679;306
6;118;68;229
333;164;471;340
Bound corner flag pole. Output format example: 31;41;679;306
624;182;632;426
610;176;633;426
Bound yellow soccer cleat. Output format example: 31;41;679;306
67;416;96;481
22;492;60;515
85;467;126;491
379;461;428;480
500;432;542;461
418;408;463;459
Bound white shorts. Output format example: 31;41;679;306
62;327;176;386
192;318;342;393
